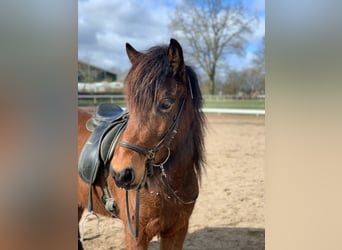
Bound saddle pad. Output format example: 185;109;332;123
78;105;128;185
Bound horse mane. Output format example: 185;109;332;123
185;65;206;182
124;45;206;182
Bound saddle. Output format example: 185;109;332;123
79;103;128;184
78;103;128;214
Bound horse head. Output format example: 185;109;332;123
111;39;191;190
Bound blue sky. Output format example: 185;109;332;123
78;0;264;75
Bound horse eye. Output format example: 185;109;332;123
158;99;173;112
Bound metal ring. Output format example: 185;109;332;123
153;147;171;167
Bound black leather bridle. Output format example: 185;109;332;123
118;97;186;178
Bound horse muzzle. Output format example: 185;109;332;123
110;164;147;190
111;167;135;188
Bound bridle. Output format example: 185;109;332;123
119;97;185;177
116;77;194;181
110;94;198;238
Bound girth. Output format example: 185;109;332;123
78;103;128;215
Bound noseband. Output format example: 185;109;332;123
119;97;186;177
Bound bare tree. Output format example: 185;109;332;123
252;36;265;94
170;0;257;95
253;36;265;75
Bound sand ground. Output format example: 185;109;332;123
80;113;265;250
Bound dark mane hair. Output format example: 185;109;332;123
185;65;206;181
124;45;206;181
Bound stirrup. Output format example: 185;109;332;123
80;211;101;241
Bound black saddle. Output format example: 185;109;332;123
78;103;128;185
78;103;128;215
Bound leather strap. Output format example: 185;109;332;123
125;189;140;238
119;98;185;166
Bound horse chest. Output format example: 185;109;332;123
143;190;192;230
144;187;179;210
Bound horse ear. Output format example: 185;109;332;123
167;38;185;78
126;43;141;64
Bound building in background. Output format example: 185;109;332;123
78;61;123;94
78;60;117;83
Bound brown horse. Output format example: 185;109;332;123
78;39;205;249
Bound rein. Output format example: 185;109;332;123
111;161;148;238
126;189;140;238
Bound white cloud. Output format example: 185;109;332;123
242;0;265;44
246;50;257;64
78;0;173;71
241;6;265;46
228;51;257;71
78;0;264;72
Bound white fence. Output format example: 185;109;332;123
202;108;265;115
78;94;125;103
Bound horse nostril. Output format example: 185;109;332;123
116;168;135;186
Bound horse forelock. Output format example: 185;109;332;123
125;46;171;114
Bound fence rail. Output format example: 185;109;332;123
78;94;125;104
203;94;265;100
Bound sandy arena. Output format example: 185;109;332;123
80;113;265;250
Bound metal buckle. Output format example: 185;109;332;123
146;150;155;160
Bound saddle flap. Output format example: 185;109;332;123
100;120;127;163
78;128;104;184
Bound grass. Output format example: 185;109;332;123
204;99;265;109
78;96;265;110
